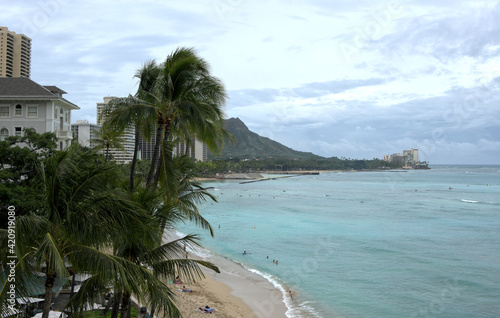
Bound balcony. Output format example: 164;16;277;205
57;130;72;140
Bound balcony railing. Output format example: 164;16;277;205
57;130;72;139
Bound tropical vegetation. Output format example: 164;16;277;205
193;156;401;177
0;47;229;318
101;47;230;192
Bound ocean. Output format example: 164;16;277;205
176;165;500;318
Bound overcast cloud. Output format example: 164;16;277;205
2;0;499;164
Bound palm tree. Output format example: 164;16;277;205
0;146;153;318
158;153;217;234
99;184;219;318
99;94;156;192
100;48;232;191
92;153;219;318
133;47;229;190
1;133;223;318
93;121;125;162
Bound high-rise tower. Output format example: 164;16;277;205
0;27;31;78
96;96;136;164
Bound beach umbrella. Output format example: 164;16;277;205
33;311;65;318
16;297;44;305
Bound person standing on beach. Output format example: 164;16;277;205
289;290;293;299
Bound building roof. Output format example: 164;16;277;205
43;85;68;95
73;119;100;127
0;77;79;109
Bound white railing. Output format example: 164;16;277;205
57;130;71;138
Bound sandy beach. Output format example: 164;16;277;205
170;274;256;318
159;229;288;318
170;252;289;318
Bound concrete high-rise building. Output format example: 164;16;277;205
96;96;135;164
0;26;31;78
71;119;101;148
98;96;208;163
174;137;208;162
140;131;208;162
139;131;156;161
402;148;418;165
384;148;419;167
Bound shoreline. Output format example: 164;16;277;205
194;168;424;182
169;271;259;318
166;233;289;318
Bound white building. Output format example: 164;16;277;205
140;132;208;162
173;137;208;162
96;96;135;164
71;119;101;148
402;148;418;166
97;96;208;163
384;148;419;167
0;77;79;150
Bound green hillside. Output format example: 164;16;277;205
209;117;323;160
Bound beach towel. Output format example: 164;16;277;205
196;308;214;313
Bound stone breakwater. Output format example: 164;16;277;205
219;173;265;180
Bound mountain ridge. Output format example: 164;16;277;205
209;117;323;160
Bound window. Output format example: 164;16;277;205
14;127;22;137
27;106;38;118
54;107;57;119
15;104;22;116
0;106;8;117
0;128;8;140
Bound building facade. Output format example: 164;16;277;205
140;131;208;162
96;96;136;164
384;148;419;167
0;26;31;78
0;77;79;150
97;96;208;163
71;119;101;148
138;131;156;161
173;137;208;162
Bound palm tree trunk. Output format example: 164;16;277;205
105;144;110;162
152;122;172;190
120;292;132;318
150;304;156;318
146;125;163;188
130;125;140;192
99;294;113;316
41;270;56;318
70;272;76;299
110;290;122;318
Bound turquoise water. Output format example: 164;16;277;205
176;166;500;318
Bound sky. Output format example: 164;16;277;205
2;0;500;164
